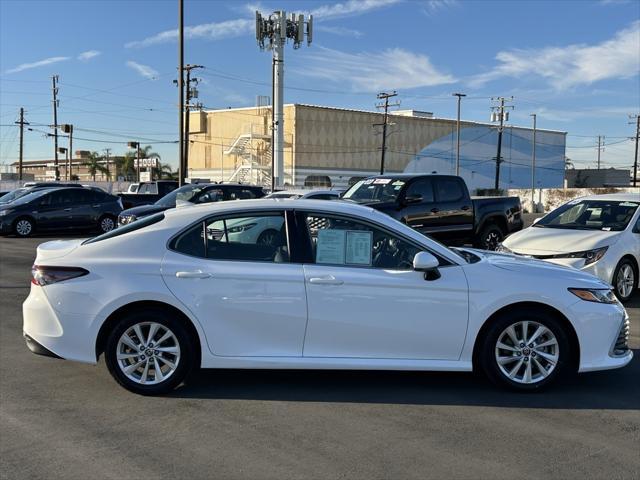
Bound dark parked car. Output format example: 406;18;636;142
0;187;123;237
342;174;523;250
118;183;266;226
0;182;84;206
117;180;179;209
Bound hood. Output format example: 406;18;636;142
35;239;84;262
502;226;621;255
120;204;168;218
466;248;610;289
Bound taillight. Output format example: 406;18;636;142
31;265;89;286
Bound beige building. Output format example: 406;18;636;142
187;104;566;190
11;152;123;182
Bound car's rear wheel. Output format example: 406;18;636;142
476;223;504;250
612;258;637;303
13;217;34;237
104;309;195;395
480;310;571;391
98;215;116;233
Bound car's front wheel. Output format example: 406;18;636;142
13;217;34;237
479;310;571;391
104;309;196;395
612;258;637;303
98;215;116;233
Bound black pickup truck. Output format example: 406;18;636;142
117;180;178;209
342;174;523;250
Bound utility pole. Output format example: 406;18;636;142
490;96;514;190
61;124;73;180
104;148;111;181
375;91;400;175
183;64;204;182
629;115;639;187
256;10;313;189
178;0;185;187
51;75;60;181
453;93;466;176
597;135;605;169
15;108;28;181
530;114;537;213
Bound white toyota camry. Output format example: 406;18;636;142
23;199;631;395
500;194;640;303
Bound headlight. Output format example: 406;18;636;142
0;209;12;216
553;246;608;266
227;223;256;234
118;214;136;226
568;288;618;304
495;243;513;254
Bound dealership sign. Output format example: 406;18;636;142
134;157;159;168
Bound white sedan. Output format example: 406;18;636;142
24;199;631;395
501;194;640;302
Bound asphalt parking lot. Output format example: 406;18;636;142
1;235;639;480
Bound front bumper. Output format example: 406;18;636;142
0;219;14;234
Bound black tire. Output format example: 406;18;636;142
257;228;279;246
13;216;35;238
98;214;116;233
479;309;572;391
612;258;638;303
476;223;504;250
104;308;196;395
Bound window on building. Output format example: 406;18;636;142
304;175;332;188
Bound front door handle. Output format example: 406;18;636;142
63;208;72;212
176;270;212;279
309;275;343;285
430;208;440;213
461;205;471;211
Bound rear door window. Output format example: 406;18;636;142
435;178;464;202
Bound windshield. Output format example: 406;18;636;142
266;192;302;199
155;184;204;208
0;188;30;204
342;178;406;202
535;200;639;232
6;189;50;206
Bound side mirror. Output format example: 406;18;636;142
403;194;422;205
413;251;441;280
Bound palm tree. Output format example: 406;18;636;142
152;162;175;180
83;151;110;181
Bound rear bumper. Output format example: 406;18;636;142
24;333;63;359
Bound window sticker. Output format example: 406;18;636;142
620;202;639;207
346;230;373;266
373;178;391;184
316;229;346;264
363;179;374;185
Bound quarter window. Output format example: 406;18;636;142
303;213;421;270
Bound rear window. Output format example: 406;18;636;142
83;213;165;244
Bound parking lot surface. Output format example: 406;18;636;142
1;235;639;480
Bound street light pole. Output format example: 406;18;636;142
452;93;466;176
530;114;536;213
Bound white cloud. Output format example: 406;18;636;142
422;0;458;16
310;0;401;19
126;61;159;79
5;56;70;74
315;25;364;38
470;21;640;90
125;19;252;48
298;46;456;92
77;50;101;61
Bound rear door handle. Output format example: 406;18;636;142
63;208;72;212
430;208;440;213
309;275;343;286
176;270;212;279
461;205;471;211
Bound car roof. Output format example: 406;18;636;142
269;189;340;196
577;193;640;202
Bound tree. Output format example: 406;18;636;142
152;162;176;180
83;151;110;181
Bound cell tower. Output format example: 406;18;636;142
256;10;313;189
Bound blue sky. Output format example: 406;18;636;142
1;0;639;171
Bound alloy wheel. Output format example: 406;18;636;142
116;322;181;385
616;264;635;300
100;217;115;233
484;232;501;250
15;219;32;236
495;320;559;384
